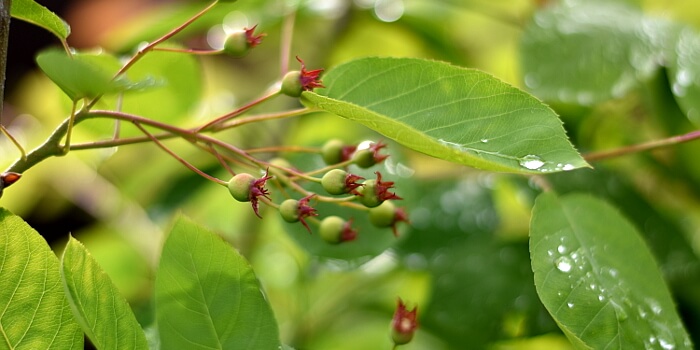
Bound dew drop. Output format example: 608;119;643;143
480;138;489;143
658;337;675;350
567;302;574;309
557;245;567;254
525;73;542;89
562;164;575;171
598;295;605;302
520;155;545;170
555;256;573;273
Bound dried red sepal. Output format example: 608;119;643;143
392;298;418;343
369;141;389;164
341;145;357;162
345;173;365;195
391;207;410;237
250;169;273;218
296;56;324;91
297;194;319;233
375;171;402;201
340;218;358;242
245;25;266;47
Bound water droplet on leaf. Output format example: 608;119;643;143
555;256;573;273
520;155;545;170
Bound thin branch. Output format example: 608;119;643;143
114;1;219;76
196;90;281;132
280;5;298;75
0;125;27;160
151;47;222;55
133;122;228;186
584;129;700;162
215;107;310;131
61;100;79;153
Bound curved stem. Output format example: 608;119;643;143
196;89;281;132
216;107;310;131
584;129;700;162
0;125;27;160
133;122;227;186
151;47;222;55
61;100;79;154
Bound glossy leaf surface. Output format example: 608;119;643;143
155;215;280;349
11;0;70;41
303;57;588;173
521;1;679;105
0;208;83;349
36;49;122;101
61;236;148;350
530;193;692;349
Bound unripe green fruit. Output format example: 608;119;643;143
321;139;344;165
319;216;345;244
279;199;300;223
352;149;375;168
391;329;414;346
369;200;396;227
228;173;255;202
359;180;382;208
281;71;303;97
223;31;249;57
321;169;349;195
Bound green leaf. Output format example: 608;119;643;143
36;49;121;101
0;208;83;349
669;29;700;127
520;1;680;105
11;0;70;41
155;215;280;349
394;178;558;348
303;57;588;173
60;236;148;350
530;193;692;349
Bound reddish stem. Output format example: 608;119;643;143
584;129;700;162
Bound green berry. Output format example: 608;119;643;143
281;70;303;97
369;201;396;227
352;149;375;168
319;216;345;244
228;173;255;202
321;169;349;195
279;199;300;223
358;179;382;208
321;139;344;165
391;329;414;346
223;31;249;57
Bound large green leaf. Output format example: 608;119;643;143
394;177;557;348
60;236;148;350
530;193;692;349
11;0;70;42
36;49;122;101
155;215;280;349
0;208;83;349
520;1;680;105
302;57;588;173
668;29;700;127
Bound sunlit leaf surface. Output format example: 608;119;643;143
0;208;83;349
61;237;148;350
303;57;588;174
155;215;280;349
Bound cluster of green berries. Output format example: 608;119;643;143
226;139;409;244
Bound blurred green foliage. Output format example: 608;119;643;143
3;0;700;349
